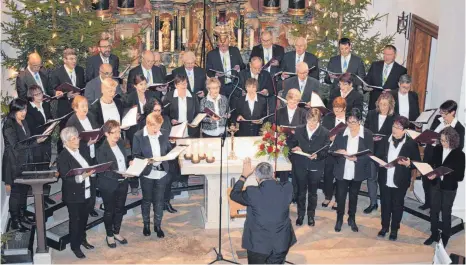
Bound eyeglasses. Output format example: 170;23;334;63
100;71;113;76
33;92;43;97
99;45;111;49
109;130;121;135
440;138;448;143
347;120;359;125
333;108;344;113
392;125;404;130
439;110;450;115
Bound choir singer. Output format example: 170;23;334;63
230;158;296;264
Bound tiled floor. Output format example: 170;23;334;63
51;189;465;264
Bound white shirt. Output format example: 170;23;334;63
441;148;452;181
30;102;46;121
383;62;394;82
250;71;258;80
28;67;44;91
296;52;304;65
186;68;195;89
64;65;76;86
298;78;307;93
341;54;352;72
143;127;167;180
142;66;153;84
174;89;192;137
100;54;109;64
287;107;296;124
342;126;365;180
264;47;273;72
246;94;258;116
434;117;458;133
386;135;406;188
101;99;121;124
65;147;91;199
335;117;346;127
111;145;127;172
378;114;387;131
203;95;225;136
139;101;145;115
78;117;96;158
398;92;410;119
220;50;231;83
307;124;319;140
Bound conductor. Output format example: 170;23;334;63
230;158;296;264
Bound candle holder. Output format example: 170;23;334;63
206;157;216;163
184;153;193;160
191;156;201;164
227;123;240;160
199;153;206;160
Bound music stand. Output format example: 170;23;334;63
15;170;58;254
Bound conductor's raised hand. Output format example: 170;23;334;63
242;157;254;178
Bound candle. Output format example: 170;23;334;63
199;143;204;157
193;153;199;161
158;30;163;52
249;29;254;50
146;31;151;51
237;29;242;50
206;144;213;159
182;28;187;44
170;30;175;52
192;143;198;156
120;34;124;40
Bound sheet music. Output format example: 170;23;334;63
169;121;188;138
414;109;437;123
353;74;384;90
433;240;452;264
310;92;325;107
152;145;187;162
120;106;138;129
412;161;434;175
189;113;207;127
115;158;149;177
406;129;421;139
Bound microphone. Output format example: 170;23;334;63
208;69;239;79
230;178;236;187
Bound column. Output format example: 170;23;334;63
288;0;305;16
118;0;135;15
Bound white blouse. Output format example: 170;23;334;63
101;100;121;123
342;126;364;181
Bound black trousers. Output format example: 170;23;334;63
66;199;91;251
336;179;362;217
379;184;407;230
201;132;222;138
323;159;336;201
278;171;298;200
430;185;457;238
129;178;139;189
9;183;29;218
140;175;168;226
247;249;289;264
100;181;128;237
421;174;432;207
164;174;174;201
296;170;322;218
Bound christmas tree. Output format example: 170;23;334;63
293;0;394;67
1;0;137;73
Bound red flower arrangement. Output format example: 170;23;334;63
254;122;290;159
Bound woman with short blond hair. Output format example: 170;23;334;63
200;77;228;137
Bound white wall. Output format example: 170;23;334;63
365;0;441;65
0;0;20;98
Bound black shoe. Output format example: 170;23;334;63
143;223;151;236
424;234;439;245
322;200;330;207
81;239;94;250
296;216;304;226
89;209;98;217
114;235;128;245
164;202;178;213
106;237;116;248
44;197;56;205
348;217;359;232
154;226;165;238
332;205;338;211
10;218;30;232
378;228;389;237
334;217;343;232
72;248;86;259
418;204;430;210
389;230;398;241
19;212;34;225
308;216;315;226
292;198;297;204
363;204;378;214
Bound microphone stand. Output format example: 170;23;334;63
209;75;240;265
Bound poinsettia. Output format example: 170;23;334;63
254;122;290;160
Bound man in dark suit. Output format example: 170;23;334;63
206;35;246;97
16;52;53;100
84;64;123;103
239;57;274;113
50;48;86;152
85;39;120;83
249;31;285;75
364;45;407;110
391;74;420;122
127;51;165;94
281;37;319;79
153;51;167;78
172;51;207;97
230;159;296;264
282;62;320;104
325;38;365;95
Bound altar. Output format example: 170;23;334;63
176;137;291;229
